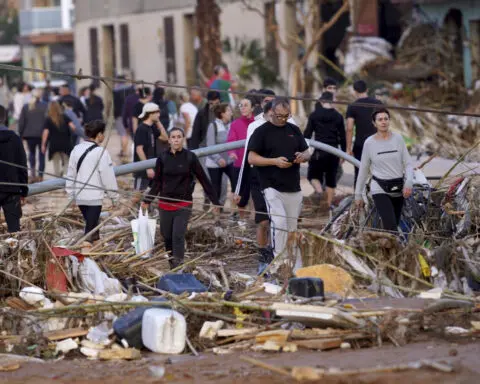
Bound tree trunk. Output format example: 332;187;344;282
196;0;222;80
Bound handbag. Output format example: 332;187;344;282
372;175;404;193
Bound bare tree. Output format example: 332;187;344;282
196;0;222;82
240;0;349;115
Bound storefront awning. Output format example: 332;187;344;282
0;45;21;63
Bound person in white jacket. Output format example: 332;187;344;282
66;120;118;243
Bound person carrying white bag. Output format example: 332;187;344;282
142;128;219;270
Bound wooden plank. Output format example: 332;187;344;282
5;297;35;311
217;328;259;338
295;338;342;351
255;330;290;345
44;328;89;341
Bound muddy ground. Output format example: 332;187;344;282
1;338;479;384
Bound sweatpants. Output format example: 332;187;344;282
79;205;102;242
25;137;45;178
372;194;404;232
208;164;236;205
160;207;192;269
0;193;22;233
263;188;303;269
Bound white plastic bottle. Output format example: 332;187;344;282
141;308;186;354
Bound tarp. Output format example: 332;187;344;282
0;45;21;63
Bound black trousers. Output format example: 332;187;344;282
353;144;364;188
372;194;404;232
79;205;102;242
160;207;192;269
0;193;22;233
208;164;236;203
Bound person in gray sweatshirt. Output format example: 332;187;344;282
205;103;236;207
354;108;413;232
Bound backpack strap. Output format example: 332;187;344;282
213;121;218;143
77;143;99;173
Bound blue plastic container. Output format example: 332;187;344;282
156;273;207;295
113;297;166;349
288;277;324;298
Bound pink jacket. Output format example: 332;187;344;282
227;115;254;168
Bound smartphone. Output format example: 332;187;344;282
286;156;296;163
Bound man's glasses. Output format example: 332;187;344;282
274;114;290;120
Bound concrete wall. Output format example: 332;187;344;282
420;0;480;88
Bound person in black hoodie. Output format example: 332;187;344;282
304;92;346;209
0;105;28;233
142;127;219;269
189;90;221;150
83;84;104;123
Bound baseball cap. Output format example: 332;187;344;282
138;102;160;119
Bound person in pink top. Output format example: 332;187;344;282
227;96;255;218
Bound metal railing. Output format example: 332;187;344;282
27;139;359;196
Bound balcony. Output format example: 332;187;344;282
19;7;73;36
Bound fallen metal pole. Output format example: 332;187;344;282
27;139;359;196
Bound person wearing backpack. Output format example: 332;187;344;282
142;128;219;269
206;103;237;207
66;120;119;244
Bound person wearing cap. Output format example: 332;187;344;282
133;102;168;191
304;91;346;210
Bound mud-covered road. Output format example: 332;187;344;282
1;339;479;384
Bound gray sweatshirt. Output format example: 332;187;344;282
205;118;233;168
354;132;413;200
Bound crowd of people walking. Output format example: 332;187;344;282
0;71;414;275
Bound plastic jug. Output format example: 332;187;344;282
288;277;324;298
157;273;207;295
142;308;186;354
113;297;166;349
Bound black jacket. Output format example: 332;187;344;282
304;105;346;152
190;104;213;150
144;148;219;206
0;128;28;196
59;94;87;119
84;95;104;123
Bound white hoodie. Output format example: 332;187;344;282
66;142;119;206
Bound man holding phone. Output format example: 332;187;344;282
247;98;310;273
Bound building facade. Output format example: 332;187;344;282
18;0;74;86
393;0;480;88
73;0;301;93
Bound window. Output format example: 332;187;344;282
89;27;100;85
164;16;177;83
120;24;130;70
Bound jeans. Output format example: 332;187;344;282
372;194;404;232
0;193;22;233
160;207;192;269
79;205;102;242
25;137;45;178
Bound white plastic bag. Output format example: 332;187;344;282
131;208;156;258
